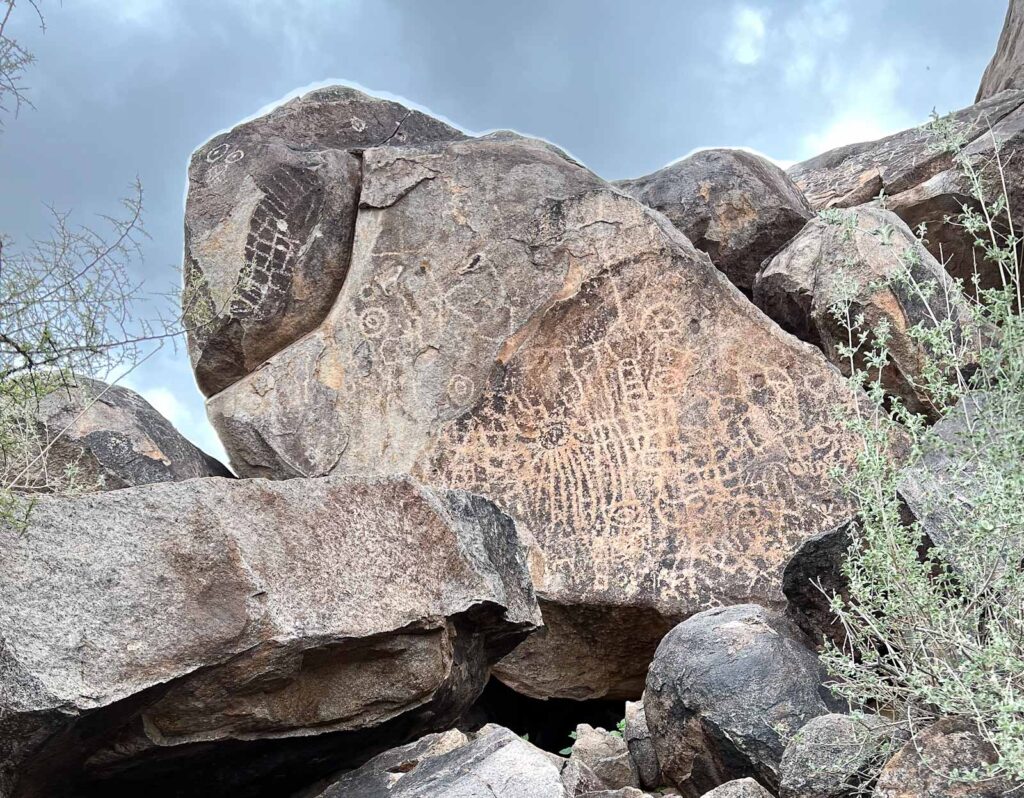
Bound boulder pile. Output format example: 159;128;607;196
2;5;1022;796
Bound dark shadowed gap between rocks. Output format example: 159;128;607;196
464;677;626;754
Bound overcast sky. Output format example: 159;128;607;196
0;0;1010;462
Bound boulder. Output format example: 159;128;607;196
874;718;1016;797
788;91;1024;291
625;700;661;790
615;148;812;292
0;475;539;797
978;0;1024;101
700;779;775;798
200;104;868;700
313;724;575;797
781;523;853;649
753;206;981;416
645;604;841;797
15;376;230;491
779;713;891;798
183;86;465;395
569;724;639;791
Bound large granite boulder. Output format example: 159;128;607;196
978;0;1024;101
873;718;1017;797
0;475;538;797
16;377;230;491
615;148;812;293
198;102;868;700
788;91;1024;291
184;86;465;395
754;206;982;416
645;605;841;797
779;713;891;798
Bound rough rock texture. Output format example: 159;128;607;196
700;779;775;798
873;718;1016;797
206;121;867;699
569;724;639;791
0;476;538;797
645;604;841;797
19;377;230;490
615;148;812;292
899;392;1023;583
781;523;853;649
788;91;1024;291
978;0;1024;101
315;724;574;797
754;206;981;415
184;86;465;395
625;700;661;790
779;713;891;798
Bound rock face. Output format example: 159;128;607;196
788;91;1024;291
644;604;841;797
873;718;1015;797
779;713;891;798
754;206;981;415
314;724;574;798
0;476;538;797
19;377;230;491
978;0;1024;101
184;86;465;395
701;779;775;798
569;724;639;791
624;700;661;790
615;148;812;292
202;100;867;699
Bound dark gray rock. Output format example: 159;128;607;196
978;1;1024;101
782;523;853;649
615;148;812;292
700;778;775;797
645;604;841;797
184;85;466;396
569;724;639;791
625;699;662;790
780;713;891;798
0;476;539;797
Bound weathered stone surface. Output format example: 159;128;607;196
569;724;639;791
314;724;573;797
978;1;1024;101
18;377;230;491
615;148;812;292
754;206;981;416
780;713;891;798
0;476;538;797
645;605;841;797
898;392;1024;581
700;778;775;798
788;91;1024;290
781;523;853;649
184;86;465;396
874;718;1016;797
625;700;661;790
207;125;867;700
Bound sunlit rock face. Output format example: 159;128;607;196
978;0;1024;101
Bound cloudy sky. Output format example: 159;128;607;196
0;0;1009;462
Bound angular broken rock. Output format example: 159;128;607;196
183;85;465;395
15;376;230;491
615;148;812;293
569;724;640;791
0;476;538;797
754;206;981;416
645;604;842;797
977;0;1024;101
700;779;775;798
788;91;1024;291
625;699;662;790
202;112;868;700
781;522;854;649
779;713;891;798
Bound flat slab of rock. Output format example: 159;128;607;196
754;206;981;415
16;377;230;491
978;1;1024;101
0;476;538;797
645;605;841;797
202;109;867;700
615;148;811;292
184;86;465;395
